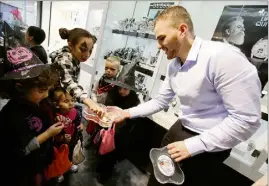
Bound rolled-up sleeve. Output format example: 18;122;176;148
24;137;40;155
184;48;261;156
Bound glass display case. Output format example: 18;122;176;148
92;1;178;101
47;1;90;54
1;1;38;27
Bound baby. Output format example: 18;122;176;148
91;56;121;104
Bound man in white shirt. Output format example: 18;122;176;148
114;6;261;185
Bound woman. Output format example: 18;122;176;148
50;28;102;114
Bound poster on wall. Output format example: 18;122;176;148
211;5;268;93
147;2;175;19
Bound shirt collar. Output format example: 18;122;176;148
175;36;203;69
186;36;202;62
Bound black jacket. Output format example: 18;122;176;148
0;98;54;186
31;45;48;64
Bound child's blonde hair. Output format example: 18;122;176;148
106;56;121;70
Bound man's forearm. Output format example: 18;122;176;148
184;115;260;156
128;98;167;118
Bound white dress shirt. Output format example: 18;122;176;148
129;36;261;156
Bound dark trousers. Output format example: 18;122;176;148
148;120;231;186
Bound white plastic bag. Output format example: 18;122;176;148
72;140;85;165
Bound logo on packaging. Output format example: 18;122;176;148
157;155;175;177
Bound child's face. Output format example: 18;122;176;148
118;87;130;97
25;30;32;44
105;61;119;78
56;92;75;113
26;87;51;104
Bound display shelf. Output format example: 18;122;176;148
112;29;156;40
119;58;154;77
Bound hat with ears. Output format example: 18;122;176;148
0;21;48;80
104;61;142;92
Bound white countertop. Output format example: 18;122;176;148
148;110;178;130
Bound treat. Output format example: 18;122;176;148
99;114;113;127
82;105;122;128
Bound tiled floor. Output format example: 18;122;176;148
51;132;149;186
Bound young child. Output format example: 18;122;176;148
25;26;48;64
49;87;83;183
84;56;121;147
90;56;121;104
0;67;64;186
95;61;141;183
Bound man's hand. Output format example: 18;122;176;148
110;108;130;124
167;141;191;162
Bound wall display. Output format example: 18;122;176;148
147;2;175;20
135;72;148;95
211;5;268;93
112;17;156;39
92;1;175;101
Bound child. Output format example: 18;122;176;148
25;26;48;64
84;56;120;147
90;56;121;104
0;67;64;186
49;87;83;183
95;61;141;183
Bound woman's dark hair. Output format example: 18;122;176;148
59;28;97;46
0;67;58;99
27;26;46;45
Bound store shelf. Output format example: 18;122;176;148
112;29;156;40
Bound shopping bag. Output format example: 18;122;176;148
72;140;85;165
98;123;116;155
93;130;102;145
44;144;72;180
86;120;98;134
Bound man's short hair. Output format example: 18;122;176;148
27;26;46;45
154;6;194;33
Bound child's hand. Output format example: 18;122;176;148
47;122;64;137
64;134;71;143
56;115;72;127
54;134;65;143
77;123;83;131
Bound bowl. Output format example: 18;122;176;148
82;105;122;128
